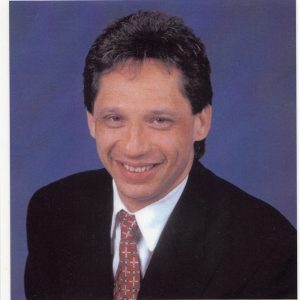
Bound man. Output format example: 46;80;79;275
25;11;296;300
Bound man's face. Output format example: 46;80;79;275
87;59;211;211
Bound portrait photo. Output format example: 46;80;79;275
10;1;296;299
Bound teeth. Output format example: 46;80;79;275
123;163;154;173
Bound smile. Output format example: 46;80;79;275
122;163;155;173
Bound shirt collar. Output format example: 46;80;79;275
111;177;188;251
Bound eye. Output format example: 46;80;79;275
154;117;168;123
108;115;121;122
103;114;124;128
151;116;173;129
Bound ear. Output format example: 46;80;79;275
86;111;96;139
193;105;212;141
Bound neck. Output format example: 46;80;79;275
119;193;165;213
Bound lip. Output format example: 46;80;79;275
115;160;161;182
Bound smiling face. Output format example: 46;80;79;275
87;59;211;212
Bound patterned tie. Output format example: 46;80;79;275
114;210;141;300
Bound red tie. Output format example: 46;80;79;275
114;210;141;300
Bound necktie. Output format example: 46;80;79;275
114;210;141;300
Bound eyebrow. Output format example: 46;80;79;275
93;108;122;117
147;110;178;117
94;107;178;117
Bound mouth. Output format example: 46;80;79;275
114;160;161;181
122;163;155;173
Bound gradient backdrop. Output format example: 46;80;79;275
10;1;296;299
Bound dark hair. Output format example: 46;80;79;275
83;10;213;159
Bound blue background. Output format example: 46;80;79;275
10;1;296;299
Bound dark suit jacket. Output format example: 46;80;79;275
25;161;297;299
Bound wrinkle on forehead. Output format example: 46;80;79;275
103;58;174;78
99;58;187;97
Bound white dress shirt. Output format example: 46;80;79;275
110;176;188;277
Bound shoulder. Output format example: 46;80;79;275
32;168;111;198
188;161;296;241
27;168;112;220
35;168;111;194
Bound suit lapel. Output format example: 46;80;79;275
82;170;115;297
139;162;224;298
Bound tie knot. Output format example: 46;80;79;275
118;210;139;240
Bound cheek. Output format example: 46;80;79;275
94;129;119;154
151;128;194;155
166;123;195;145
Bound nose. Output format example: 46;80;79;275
122;124;149;158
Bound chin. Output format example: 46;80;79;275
118;184;160;203
122;190;155;202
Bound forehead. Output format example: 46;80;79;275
95;59;191;111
